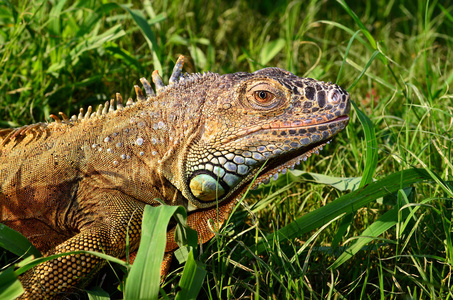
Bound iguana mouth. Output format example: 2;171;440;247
250;140;329;188
248;115;350;188
187;115;349;204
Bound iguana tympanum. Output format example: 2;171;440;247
0;56;350;299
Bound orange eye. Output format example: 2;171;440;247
254;90;274;103
244;81;287;111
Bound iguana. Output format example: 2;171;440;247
0;55;350;299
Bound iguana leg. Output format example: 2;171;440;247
20;226;114;299
161;252;173;278
121;198;235;280
19;192;234;298
165;197;236;253
19;190;145;299
162;197;236;277
187;198;236;245
125;239;172;278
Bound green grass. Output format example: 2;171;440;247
1;0;453;299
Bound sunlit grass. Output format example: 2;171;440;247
0;0;452;299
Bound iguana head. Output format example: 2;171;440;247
175;60;350;210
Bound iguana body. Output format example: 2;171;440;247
0;56;350;299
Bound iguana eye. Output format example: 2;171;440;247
254;90;274;103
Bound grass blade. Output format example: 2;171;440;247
347;50;382;91
0;267;23;300
86;286;110;300
329;201;403;269
175;249;206;300
120;4;163;74
0;224;41;258
286;169;362;192
259;39;285;66
252;168;431;254
336;30;361;84
124;205;186;300
336;0;377;50
352;100;378;188
67;24;126;67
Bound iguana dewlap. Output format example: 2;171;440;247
0;56;350;299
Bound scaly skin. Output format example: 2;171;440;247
0;56;350;299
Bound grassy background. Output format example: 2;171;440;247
1;0;453;299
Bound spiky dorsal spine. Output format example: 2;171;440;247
0;55;201;148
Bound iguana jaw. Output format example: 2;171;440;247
185;115;349;210
249;139;332;188
237;115;350;188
